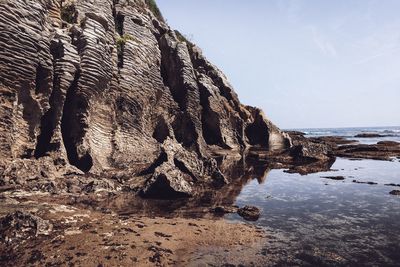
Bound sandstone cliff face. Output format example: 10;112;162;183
0;0;290;195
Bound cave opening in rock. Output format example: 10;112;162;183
61;71;93;172
34;109;56;158
115;13;124;35
141;174;189;199
35;64;50;95
199;86;225;147
152;118;169;143
158;41;187;111
172;115;196;148
245;121;269;147
117;41;124;68
159;62;186;110
202;111;223;146
35;39;69;158
34;63;57;158
75;153;93;173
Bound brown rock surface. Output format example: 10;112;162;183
332;141;400;161
0;0;291;196
237;205;261;221
306;136;400;161
277;132;336;174
3;1;385;265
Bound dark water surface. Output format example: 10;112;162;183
226;158;400;266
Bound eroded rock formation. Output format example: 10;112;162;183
0;0;291;196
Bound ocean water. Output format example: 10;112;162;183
225;127;400;266
295;126;400;144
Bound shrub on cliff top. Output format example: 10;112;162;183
175;30;194;48
145;0;164;22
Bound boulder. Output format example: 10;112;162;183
141;162;193;199
237;206;261;221
321;176;345;181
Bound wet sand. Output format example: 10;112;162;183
0;191;269;267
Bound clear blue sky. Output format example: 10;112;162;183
157;0;400;129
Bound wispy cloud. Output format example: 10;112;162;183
353;46;400;65
310;26;338;57
351;24;400;65
276;0;302;23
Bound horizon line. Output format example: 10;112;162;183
284;125;400;131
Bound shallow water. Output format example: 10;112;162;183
226;158;400;266
98;126;400;265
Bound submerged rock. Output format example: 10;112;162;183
355;133;387;138
352;180;378;185
384;183;400;187
321;176;345;181
389;190;400;196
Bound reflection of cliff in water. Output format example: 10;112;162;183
100;153;273;218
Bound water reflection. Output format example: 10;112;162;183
98;154;400;265
226;158;400;266
104;153;273;218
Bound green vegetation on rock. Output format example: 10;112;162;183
175;30;194;48
116;34;137;68
116;34;136;48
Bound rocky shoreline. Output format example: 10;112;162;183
1;0;400;265
287;131;400;162
1;133;399;266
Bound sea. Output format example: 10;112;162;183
226;126;400;266
296;126;400;144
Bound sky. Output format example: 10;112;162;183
157;0;400;129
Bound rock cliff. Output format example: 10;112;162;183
0;0;291;197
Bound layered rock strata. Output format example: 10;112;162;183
0;0;291;196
